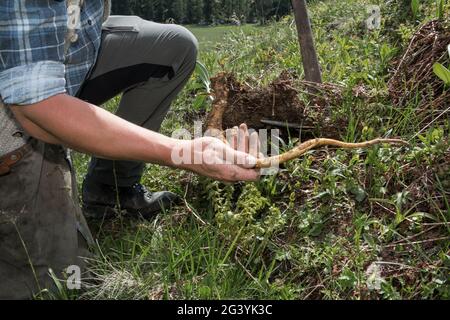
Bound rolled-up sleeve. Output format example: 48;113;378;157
0;0;68;106
0;61;66;105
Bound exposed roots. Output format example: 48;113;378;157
255;138;409;169
206;71;374;139
388;20;450;122
205;72;230;135
206;73;408;168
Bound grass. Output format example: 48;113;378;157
66;0;449;300
186;24;260;51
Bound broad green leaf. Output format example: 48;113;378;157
195;61;211;93
433;62;450;85
192;95;206;111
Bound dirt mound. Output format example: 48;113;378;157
207;71;365;138
388;20;450;118
221;71;306;130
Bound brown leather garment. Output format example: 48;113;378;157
0;144;33;177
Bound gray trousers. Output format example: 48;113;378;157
0;17;197;299
79;16;198;187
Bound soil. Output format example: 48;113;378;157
388;20;450;118
208;71;358;139
220;71;308;130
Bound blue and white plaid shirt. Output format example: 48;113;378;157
0;0;105;106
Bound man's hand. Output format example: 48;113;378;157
176;124;261;182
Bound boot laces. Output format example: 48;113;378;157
132;183;152;199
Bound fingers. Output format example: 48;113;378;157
199;142;261;182
226;126;239;150
238;124;250;154
222;124;262;167
225;123;260;155
226;124;252;153
222;164;260;182
249;131;260;158
233;167;260;182
234;150;258;169
202;125;263;182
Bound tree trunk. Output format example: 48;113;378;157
291;0;322;83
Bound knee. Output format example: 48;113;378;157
169;25;199;63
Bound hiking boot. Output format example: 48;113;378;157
82;179;180;220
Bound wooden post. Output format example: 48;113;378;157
291;0;322;83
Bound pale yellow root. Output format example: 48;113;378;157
206;72;229;136
255;138;409;169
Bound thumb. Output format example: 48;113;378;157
234;150;258;169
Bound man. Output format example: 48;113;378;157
0;0;260;299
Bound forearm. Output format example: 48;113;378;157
10;94;178;166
